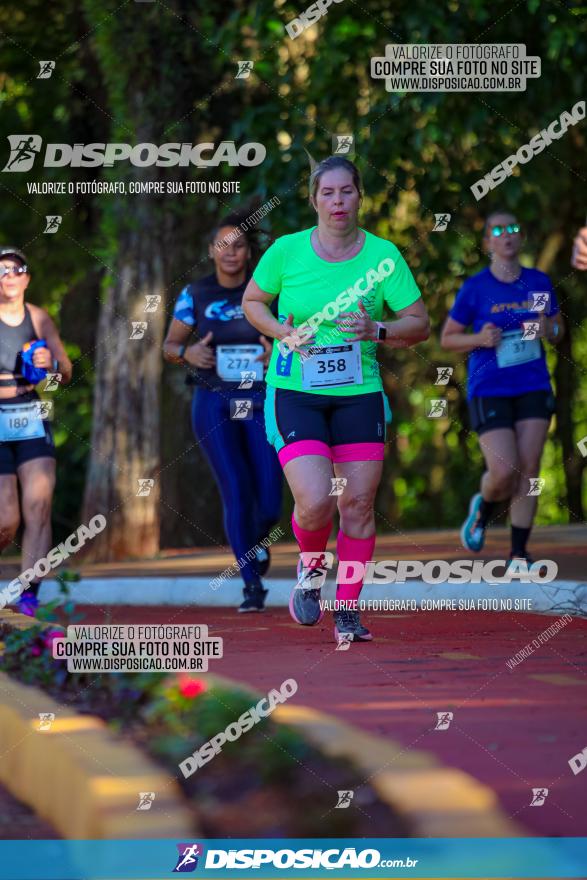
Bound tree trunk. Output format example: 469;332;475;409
554;324;585;523
81;197;166;559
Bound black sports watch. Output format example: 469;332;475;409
375;322;387;342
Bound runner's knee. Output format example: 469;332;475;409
0;514;20;547
337;490;374;524
295;496;336;529
487;464;518;496
21;494;52;525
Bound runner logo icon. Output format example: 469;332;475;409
428;399;447;418
527;477;545;496
38;712;55;731
136;478;155;496
435;711;453;730
231;399;253;420
129;321;148;339
37;61;55;79
44;215;62;234
335;790;354;808
173;843;203;872
433;213;451;231
235;61;254;79
144;294;161;312
522;321;540;340
333;134;354;155
435;366;453;385
530;787;549;806
531;292;550;312
137;791;156;810
3;135;43;172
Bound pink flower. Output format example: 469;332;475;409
43;629;64;650
178;676;207;699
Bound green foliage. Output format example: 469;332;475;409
1;0;585;536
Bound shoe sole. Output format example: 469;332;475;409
289;588;324;626
334;626;373;643
237;606;266;613
460;493;484;553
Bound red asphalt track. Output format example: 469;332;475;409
78;603;587;838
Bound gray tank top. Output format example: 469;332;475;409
0;304;38;386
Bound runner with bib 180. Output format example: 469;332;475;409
441;211;564;568
243;156;429;643
0;247;72;616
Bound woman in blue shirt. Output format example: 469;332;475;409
441;210;564;565
163;212;283;612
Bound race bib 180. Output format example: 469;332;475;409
0;402;46;442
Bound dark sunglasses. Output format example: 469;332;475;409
0;264;28;277
491;223;521;237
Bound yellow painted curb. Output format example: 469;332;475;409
200;671;526;839
0;611;194;839
0;610;524;841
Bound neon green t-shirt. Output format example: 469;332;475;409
253;226;422;396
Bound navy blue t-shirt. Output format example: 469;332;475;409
172;273;272;391
449;267;559;399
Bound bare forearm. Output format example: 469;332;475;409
163;341;187;364
244;300;287;340
382;315;430;347
55;356;73;384
441;332;481;353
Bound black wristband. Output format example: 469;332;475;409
178;344;187;360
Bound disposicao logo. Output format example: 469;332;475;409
2;136;266;171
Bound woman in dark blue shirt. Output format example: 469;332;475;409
163;212;283;611
441;210;564;566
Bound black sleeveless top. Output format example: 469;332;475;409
0;304;38;387
172;273;277;391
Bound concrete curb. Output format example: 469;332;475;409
200;672;527;839
1;609;525;840
0;610;194;839
30;576;587;617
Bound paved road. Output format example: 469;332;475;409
77;603;587;838
1;524;585;581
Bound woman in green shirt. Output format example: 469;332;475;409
243;156;429;643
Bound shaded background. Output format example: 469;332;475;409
0;0;585;558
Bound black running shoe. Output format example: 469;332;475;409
507;554;548;578
238;583;268;613
333;609;373;643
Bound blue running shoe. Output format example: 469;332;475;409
460;493;486;553
16;589;40;617
289;558;327;626
333;609;373;643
